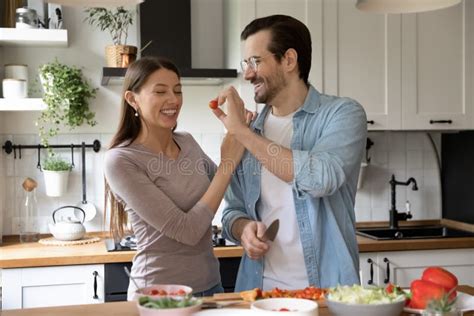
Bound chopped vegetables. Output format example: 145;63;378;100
138;296;201;309
146;289;187;296
240;286;326;302
327;284;406;305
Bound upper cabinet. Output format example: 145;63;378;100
325;0;473;130
323;1;401;130
0;28;68;47
230;0;473;130
401;1;474;130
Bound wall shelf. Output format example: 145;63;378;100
0;28;68;47
0;98;46;111
101;67;238;86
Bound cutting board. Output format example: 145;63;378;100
212;292;327;308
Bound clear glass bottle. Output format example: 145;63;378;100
20;178;39;242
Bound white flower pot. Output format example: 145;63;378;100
43;170;70;197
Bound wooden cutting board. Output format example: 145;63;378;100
212;292;327;308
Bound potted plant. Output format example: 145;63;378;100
84;6;137;67
37;59;97;148
42;155;72;197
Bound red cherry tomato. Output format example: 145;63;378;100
209;99;218;109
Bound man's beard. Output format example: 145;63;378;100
253;70;286;104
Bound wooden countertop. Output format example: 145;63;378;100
3;286;474;316
1;219;474;269
0;233;243;269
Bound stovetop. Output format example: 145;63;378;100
105;232;235;252
105;235;137;252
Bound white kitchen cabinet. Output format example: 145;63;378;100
323;0;402;130
325;0;474;131
2;264;104;310
401;1;474;130
359;248;474;287
230;0;474;130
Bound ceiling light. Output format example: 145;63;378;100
356;0;462;14
44;0;144;7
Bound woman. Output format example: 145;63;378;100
104;56;247;299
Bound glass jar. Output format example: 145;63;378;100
15;7;38;29
20;181;39;242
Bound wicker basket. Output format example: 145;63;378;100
105;45;138;67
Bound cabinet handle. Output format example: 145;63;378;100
367;258;374;285
429;119;452;124
93;271;99;299
367;120;375;125
383;258;390;284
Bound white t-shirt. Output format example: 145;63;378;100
258;110;309;290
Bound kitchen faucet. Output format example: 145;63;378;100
389;174;418;229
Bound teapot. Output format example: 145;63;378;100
49;206;86;241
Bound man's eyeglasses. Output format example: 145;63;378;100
240;53;276;72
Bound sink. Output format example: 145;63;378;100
356;226;474;240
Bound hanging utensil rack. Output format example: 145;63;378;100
2;140;101;169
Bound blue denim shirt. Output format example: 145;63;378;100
221;86;367;291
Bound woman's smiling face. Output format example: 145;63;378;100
134;68;183;130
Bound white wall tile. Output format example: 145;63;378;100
0;129;445;231
407;151;423;170
355;132;442;223
406;132;425;150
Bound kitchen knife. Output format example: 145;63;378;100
262;219;280;241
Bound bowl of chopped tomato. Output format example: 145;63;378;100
251;298;319;315
134;284;193;301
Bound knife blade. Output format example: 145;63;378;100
262;219;279;241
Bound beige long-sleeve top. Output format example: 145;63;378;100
104;132;220;295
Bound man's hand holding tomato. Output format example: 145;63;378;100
210;86;254;135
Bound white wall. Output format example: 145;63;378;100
0;5;443;237
0;6;229;235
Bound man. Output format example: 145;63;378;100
212;15;367;291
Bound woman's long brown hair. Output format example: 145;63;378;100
104;56;180;241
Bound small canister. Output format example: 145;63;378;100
5;64;28;81
2;79;28;98
15;7;38;29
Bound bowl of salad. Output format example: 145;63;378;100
137;295;202;316
326;284;406;316
251;298;319;315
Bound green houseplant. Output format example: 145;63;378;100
42;155;72;197
84;6;137;67
37;59;97;149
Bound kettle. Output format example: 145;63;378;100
49;206;86;241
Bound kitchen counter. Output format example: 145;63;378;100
3;285;474;316
0;233;243;268
1;219;474;269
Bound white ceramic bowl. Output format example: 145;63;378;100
133;284;193;301
137;296;202;316
326;297;405;316
251;298;319;316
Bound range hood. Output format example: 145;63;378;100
139;0;237;80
